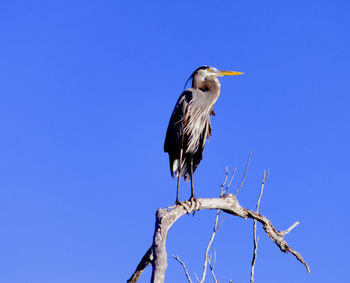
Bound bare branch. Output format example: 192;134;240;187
220;166;229;193
234;152;252;196
127;247;153;283
130;167;309;282
250;235;259;283
172;255;192;283
250;170;269;283
256;170;268;212
208;248;218;283
149;194;310;282
221;166;237;195
281;221;300;236
199;209;222;283
223;167;237;195
226;168;237;190
194;273;199;282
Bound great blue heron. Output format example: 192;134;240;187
164;66;243;203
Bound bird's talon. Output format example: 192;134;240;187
176;200;192;214
187;196;199;216
188;196;196;203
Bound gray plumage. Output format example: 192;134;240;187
164;66;243;203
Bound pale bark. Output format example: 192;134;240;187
129;193;310;282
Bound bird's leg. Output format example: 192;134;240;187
190;158;195;200
189;158;200;215
176;174;180;204
176;148;183;204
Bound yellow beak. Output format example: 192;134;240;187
217;70;244;76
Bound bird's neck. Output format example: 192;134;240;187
193;77;221;103
193;76;220;90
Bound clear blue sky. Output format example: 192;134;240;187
0;1;349;282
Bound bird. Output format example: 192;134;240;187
164;66;243;204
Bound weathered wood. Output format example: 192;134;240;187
149;194;310;282
127;247;153;283
129;193;310;282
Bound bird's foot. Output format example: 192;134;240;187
188;196;196;204
188;196;200;216
175;199;192;214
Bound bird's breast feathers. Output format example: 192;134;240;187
183;105;211;154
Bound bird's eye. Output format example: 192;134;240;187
207;68;212;72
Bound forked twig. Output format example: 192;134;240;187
250;170;269;283
220;166;229;193
235;152;252;196
172;255;192;283
281;221;300;236
223;168;237;195
208;248;218;283
199;209;223;283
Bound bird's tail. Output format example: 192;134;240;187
172;158;190;182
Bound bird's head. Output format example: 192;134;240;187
184;65;243;89
196;66;244;77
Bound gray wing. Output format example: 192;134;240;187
164;90;193;177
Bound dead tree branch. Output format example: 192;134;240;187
171;255;192;283
129;164;309;282
250;170;269;283
199;209;223;283
221;166;236;195
208;247;218;283
234;151;252;196
281;221;300;236
145;193;310;282
127;247;153;283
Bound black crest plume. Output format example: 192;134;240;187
183;65;210;90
